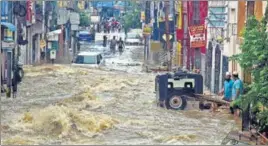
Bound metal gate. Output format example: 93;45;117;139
214;44;221;93
222;55;229;88
205;41;229;94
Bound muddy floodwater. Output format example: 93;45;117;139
0;64;239;145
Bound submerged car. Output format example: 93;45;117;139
72;52;105;68
125;33;143;45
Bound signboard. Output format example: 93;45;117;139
26;0;35;25
58;1;68;8
140;11;145;21
90;16;100;23
70;12;80;25
150;41;162;52
71;24;79;31
57;9;69;25
159;21;175;43
189;25;206;48
78;1;85;10
40;39;46;48
2;41;15;48
50;50;56;59
162;34;173;41
177;41;182;66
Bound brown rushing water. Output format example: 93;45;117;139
1;64;239;145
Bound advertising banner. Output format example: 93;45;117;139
189;25;206;48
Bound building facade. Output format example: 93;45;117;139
224;0;267;85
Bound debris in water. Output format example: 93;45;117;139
22;112;33;123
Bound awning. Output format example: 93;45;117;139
46;29;62;41
0;22;17;32
96;2;114;8
47;29;62;36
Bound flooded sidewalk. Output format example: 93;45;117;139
1;65;238;145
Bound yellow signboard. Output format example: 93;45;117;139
177;41;182;66
78;1;85;10
58;1;68;8
40;39;46;49
150;41;162;52
141;11;145;21
177;1;182;29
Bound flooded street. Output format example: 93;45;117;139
1;45;238;145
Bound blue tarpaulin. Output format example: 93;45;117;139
96;2;114;8
1;22;16;31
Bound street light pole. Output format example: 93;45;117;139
165;1;171;71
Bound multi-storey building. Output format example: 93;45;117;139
224;0;267;85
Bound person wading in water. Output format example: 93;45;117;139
118;37;124;55
110;36;117;55
103;35;107;47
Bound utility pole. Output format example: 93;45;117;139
165;1;171;71
0;1;2;92
43;1;47;63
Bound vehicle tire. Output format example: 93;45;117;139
166;94;187;110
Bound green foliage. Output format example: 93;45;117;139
122;2;142;32
79;12;90;27
231;1;268;131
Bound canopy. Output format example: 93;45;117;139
47;29;62;36
0;22;16;32
96;2;114;8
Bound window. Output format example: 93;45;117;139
83;56;96;64
208;20;225;28
168;78;195;88
193;1;200;25
75;55;97;64
208;6;227;28
247;1;255;18
127;33;139;39
210;7;225;14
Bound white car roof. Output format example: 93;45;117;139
78;52;102;56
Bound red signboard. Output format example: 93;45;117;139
26;0;32;23
189;25;206;48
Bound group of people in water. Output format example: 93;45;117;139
103;35;125;55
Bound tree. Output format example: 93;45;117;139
79;12;90;27
232;2;268;132
122;2;142;33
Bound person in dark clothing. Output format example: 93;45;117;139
103;35;107;47
11;67;21;98
118;37;124;55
